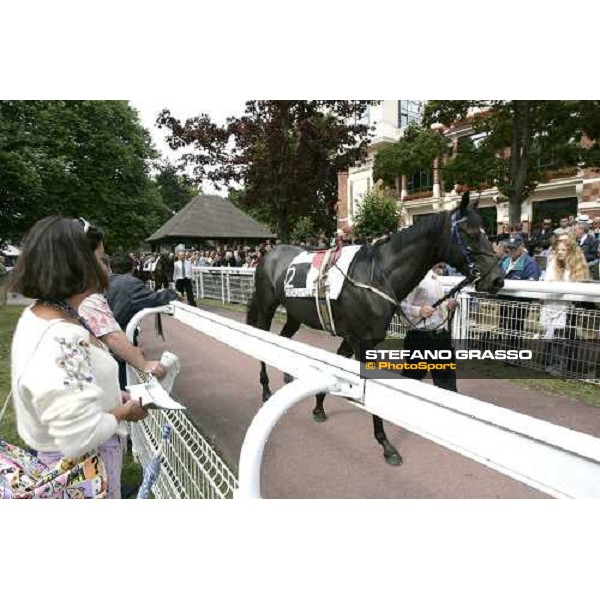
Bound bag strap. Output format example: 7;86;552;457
0;318;65;427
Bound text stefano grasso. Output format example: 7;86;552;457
363;349;533;361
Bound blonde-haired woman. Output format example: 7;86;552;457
540;238;590;375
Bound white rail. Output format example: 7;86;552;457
129;301;600;499
190;267;600;384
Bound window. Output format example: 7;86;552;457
398;100;423;128
406;169;433;193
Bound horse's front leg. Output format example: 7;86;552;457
312;392;327;423
373;415;402;466
356;337;402;466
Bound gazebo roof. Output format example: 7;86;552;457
147;194;274;242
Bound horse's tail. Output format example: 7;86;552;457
246;289;261;328
247;260;270;328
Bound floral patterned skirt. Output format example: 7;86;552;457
38;435;123;499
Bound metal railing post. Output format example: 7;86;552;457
235;373;338;499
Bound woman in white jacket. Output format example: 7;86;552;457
540;237;589;374
9;216;148;498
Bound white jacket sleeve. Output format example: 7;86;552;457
20;329;118;458
400;288;423;320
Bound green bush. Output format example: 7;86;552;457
353;190;401;240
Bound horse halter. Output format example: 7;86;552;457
450;212;483;282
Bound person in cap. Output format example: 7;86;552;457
497;235;540;356
499;235;541;281
574;215;599;265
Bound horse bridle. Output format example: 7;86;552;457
447;210;498;286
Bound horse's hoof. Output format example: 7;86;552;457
384;452;403;466
283;373;294;384
312;409;327;423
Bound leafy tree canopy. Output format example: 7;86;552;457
290;215;322;244
373;123;448;187
423;100;600;223
157;100;378;242
0;100;169;251
352;186;401;241
154;160;199;214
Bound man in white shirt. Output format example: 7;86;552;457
173;250;197;306
399;264;459;392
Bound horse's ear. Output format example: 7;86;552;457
460;191;470;216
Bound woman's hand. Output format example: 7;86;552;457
111;394;148;423
145;360;167;380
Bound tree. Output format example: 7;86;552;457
0;100;168;251
373;123;448;189
155;160;199;214
290;215;321;243
157;101;378;242
352;187;401;241
423;100;600;224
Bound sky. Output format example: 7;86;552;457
130;98;248;193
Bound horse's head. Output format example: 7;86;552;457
443;192;504;294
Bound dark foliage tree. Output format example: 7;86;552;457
154;160;199;214
157;100;378;242
0;100;168;251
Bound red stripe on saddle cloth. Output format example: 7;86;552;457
311;246;343;270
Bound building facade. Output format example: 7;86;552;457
337;100;600;235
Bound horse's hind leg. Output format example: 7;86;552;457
259;361;272;403
248;287;279;403
280;316;301;384
258;308;278;402
313;338;353;423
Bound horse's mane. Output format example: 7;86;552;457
387;211;449;251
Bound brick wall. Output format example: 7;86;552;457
336;171;349;230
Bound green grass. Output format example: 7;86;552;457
0;305;143;498
381;335;600;408
0;306;21;445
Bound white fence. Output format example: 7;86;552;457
127;301;600;499
191;267;600;384
125;315;238;499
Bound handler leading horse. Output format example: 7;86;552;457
247;192;504;465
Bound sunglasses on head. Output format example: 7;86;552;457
75;217;91;233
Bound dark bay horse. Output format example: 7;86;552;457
246;192;504;465
152;254;174;290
